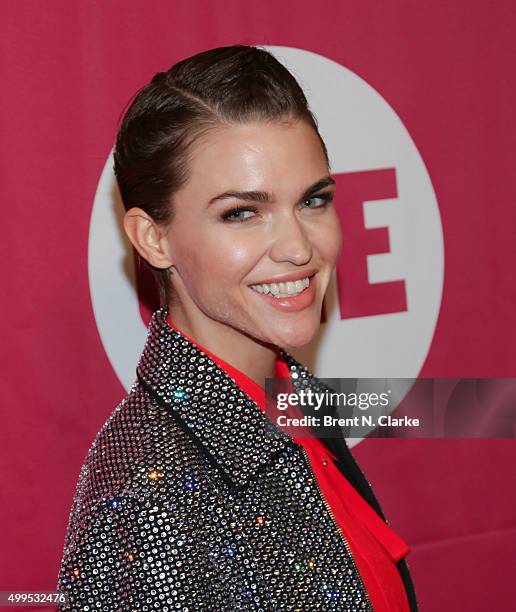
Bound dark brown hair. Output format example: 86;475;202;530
113;45;329;307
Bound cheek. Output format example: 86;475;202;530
314;215;342;264
209;244;256;286
177;233;260;292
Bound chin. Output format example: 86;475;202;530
281;335;315;351
271;320;318;351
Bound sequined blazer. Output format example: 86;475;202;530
57;308;418;611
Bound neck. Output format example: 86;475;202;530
167;301;279;389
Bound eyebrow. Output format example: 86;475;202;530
207;176;336;206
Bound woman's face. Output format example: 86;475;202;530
165;118;342;350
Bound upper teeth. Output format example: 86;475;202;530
249;276;310;298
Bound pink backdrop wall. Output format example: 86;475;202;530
1;1;515;610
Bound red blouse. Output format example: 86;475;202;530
166;314;411;611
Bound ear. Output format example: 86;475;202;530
123;207;173;270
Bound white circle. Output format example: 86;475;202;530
88;154;148;392
89;46;443;446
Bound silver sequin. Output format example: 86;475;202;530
56;308;376;610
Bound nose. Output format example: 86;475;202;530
268;212;313;265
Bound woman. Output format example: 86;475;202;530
57;45;418;611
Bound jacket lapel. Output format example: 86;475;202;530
136;308;298;491
136;309;418;611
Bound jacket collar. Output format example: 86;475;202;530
136;308;322;492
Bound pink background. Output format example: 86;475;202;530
1;1;515;610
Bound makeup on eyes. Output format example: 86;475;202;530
220;191;335;223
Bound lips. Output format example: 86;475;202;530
249;268;317;286
247;272;318;312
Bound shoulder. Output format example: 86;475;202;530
57;381;228;608
65;381;208;536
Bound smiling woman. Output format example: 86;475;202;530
123;118;342;356
56;45;418;611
